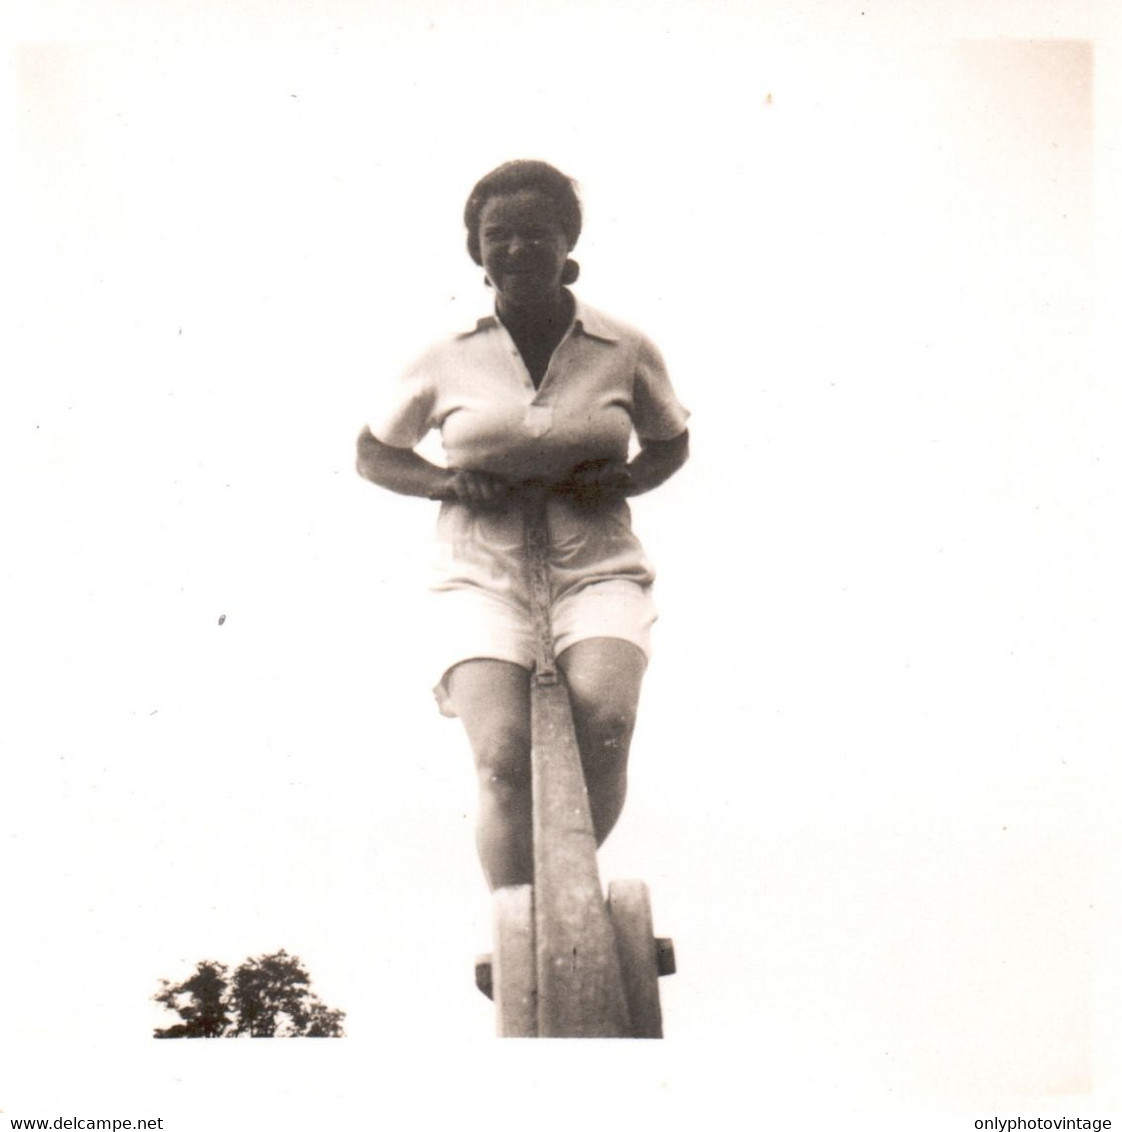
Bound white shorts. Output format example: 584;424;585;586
431;578;657;717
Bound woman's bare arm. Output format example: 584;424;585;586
625;428;690;497
357;425;689;509
355;427;510;507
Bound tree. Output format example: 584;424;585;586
153;960;230;1038
153;950;345;1038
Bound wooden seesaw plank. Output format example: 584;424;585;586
524;492;631;1039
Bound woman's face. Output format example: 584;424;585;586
478;189;571;314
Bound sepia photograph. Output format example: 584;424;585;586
4;0;1119;1127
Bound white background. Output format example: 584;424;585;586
3;0;1120;1125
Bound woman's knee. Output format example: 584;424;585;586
559;637;644;715
445;658;532;801
569;695;636;791
472;719;532;802
577;696;637;749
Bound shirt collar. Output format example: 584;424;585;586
571;298;620;343
459;292;620;344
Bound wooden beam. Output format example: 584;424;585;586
531;679;630;1037
522;490;631;1038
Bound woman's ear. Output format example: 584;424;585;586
561;259;580;285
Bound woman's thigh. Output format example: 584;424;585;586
556;637;647;730
444;659;532;777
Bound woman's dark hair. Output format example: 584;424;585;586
464;160;582;266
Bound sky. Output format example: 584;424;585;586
4;0;1121;1125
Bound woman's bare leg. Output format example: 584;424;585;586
444;659;533;890
446;641;644;888
556;637;646;846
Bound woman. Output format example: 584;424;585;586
356;160;689;891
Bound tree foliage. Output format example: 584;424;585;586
153;950;345;1038
152;960;230;1038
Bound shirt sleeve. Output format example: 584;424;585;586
366;353;438;449
632;334;690;442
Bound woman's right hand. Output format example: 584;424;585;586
441;469;512;510
357;429;511;508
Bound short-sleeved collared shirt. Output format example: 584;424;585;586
369;297;689;483
368;296;689;638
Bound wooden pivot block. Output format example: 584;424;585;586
492;884;536;1037
482;883;677;1038
607;880;667;1039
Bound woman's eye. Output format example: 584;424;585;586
483;227;553;247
